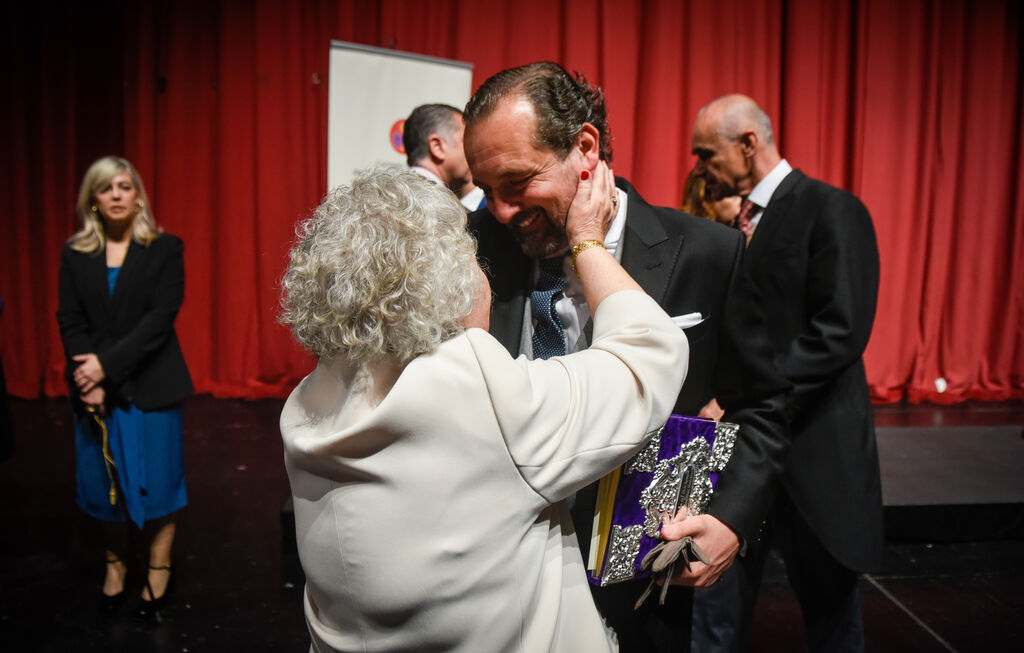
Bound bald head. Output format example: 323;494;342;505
692;94;781;196
700;94;775;146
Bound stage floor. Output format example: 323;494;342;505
1;396;1021;651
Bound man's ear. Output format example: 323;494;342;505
738;130;758;158
576;123;602;167
428;134;447;162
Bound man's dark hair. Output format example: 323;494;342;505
464;62;613;163
403;104;462;167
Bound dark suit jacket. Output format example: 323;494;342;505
57;233;193;411
745;169;884;572
470;178;790;544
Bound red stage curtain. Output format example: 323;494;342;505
2;0;1021;403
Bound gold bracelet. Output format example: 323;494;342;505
570;240;606;276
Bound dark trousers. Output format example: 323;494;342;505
592;578;692;653
691;491;865;653
571;482;693;653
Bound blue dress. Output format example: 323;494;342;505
73;266;188;528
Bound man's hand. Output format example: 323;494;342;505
660;513;740;587
698;397;724;421
72;353;105;393
81;386;106;415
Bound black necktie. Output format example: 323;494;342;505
530;257;566;359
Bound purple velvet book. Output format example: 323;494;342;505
586;415;738;587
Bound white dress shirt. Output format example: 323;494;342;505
745;159;792;229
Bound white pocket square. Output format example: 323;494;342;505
671;312;705;328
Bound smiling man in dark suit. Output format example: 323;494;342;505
463;62;790;653
688;94;884;653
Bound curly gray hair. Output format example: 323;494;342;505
281;165;479;366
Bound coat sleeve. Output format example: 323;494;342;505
56;246;96;374
468;290;688;502
706;232;792;543
782;190;879;421
98;236;186;386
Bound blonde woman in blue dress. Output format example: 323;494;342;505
57;156;192;618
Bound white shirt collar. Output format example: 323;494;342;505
460;186;485;211
409;165;444;187
603;187;628;261
747;159;792;208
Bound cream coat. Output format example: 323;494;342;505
280;290;687;652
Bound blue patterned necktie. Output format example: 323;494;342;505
530;257;566;359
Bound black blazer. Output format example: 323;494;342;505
744;169;884;572
469;178;791;544
57;233;193;411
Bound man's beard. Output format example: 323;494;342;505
703;175;736;201
507;207;569;259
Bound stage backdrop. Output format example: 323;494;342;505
327;41;472;189
1;0;1021;405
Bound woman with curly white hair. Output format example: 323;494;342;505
279;163;688;653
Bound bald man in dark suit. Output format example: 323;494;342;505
688;94;884;653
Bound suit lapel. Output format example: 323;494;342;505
110;240;143;312
81;248;112;315
747;169;804;259
617;179;682;304
489;289;527;357
478;227;530;358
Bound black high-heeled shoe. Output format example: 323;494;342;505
99;555;127;613
135;564;174;623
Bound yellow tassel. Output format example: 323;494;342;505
88;409;118;506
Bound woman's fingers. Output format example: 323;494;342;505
72;353;104;387
567;161;613;243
